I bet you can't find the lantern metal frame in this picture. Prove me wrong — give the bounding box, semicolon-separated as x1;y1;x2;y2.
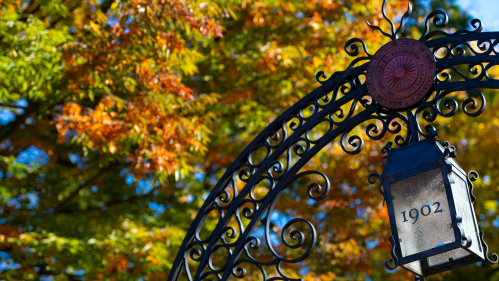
168;0;499;280
371;136;487;278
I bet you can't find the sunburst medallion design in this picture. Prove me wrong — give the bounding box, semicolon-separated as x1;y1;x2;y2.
367;38;436;110
384;57;417;91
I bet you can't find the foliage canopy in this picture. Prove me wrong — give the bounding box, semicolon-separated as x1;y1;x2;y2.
0;0;498;280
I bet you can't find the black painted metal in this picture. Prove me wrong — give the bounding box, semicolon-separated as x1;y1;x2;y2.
374;138;484;277
168;1;499;280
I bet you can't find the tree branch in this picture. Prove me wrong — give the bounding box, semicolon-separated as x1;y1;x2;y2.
100;0;116;14
52;163;117;214
330;231;378;244
49;0;83;27
36;263;83;281
0;104;27;109
20;3;41;22
55;187;158;214
0;103;38;144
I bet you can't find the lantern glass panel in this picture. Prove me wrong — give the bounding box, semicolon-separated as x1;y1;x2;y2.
428;248;471;266
403;261;422;275
390;168;454;258
449;171;482;257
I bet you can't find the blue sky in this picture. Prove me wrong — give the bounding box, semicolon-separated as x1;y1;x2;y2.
457;0;499;31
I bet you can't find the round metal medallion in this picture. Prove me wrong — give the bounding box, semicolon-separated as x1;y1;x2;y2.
367;38;436;110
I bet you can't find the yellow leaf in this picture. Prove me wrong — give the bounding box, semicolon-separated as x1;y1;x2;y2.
90;21;100;33
227;7;238;20
96;11;108;24
484;200;497;212
109;142;117;154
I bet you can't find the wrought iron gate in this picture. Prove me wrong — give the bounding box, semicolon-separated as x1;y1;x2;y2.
168;1;499;280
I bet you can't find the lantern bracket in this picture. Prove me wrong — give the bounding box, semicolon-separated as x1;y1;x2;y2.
454;215;472;248
479;231;499;264
368;173;385;205
442;141;457;158
385;235;400;270
423;125;438;138
381;141;394;158
466;171;478;203
446;164;456;184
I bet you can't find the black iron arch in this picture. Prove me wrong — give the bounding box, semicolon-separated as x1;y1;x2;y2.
168;1;499;280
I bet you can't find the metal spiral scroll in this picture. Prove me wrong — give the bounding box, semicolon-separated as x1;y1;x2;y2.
169;4;499;281
385;236;400;270
368;173;385;206
466;171;478;203
479;231;499;264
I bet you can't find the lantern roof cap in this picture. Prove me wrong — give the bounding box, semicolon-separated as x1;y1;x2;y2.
381;138;452;178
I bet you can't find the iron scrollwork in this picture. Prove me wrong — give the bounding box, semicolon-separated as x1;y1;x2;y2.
368;173;386;206
466;171;478;203
454;215;472;248
364;0;412;40
168;1;499;280
479;231;499;264
385;236;400;270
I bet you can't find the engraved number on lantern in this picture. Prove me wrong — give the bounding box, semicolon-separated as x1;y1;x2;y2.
433;202;442;213
401;202;442;224
409;208;419;224
421;205;431;216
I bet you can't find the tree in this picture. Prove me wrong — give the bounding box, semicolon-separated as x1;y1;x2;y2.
1;0;497;280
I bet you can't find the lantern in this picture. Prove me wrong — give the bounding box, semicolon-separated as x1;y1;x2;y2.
371;136;498;279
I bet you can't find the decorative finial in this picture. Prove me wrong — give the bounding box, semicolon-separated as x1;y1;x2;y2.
365;0;413;40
